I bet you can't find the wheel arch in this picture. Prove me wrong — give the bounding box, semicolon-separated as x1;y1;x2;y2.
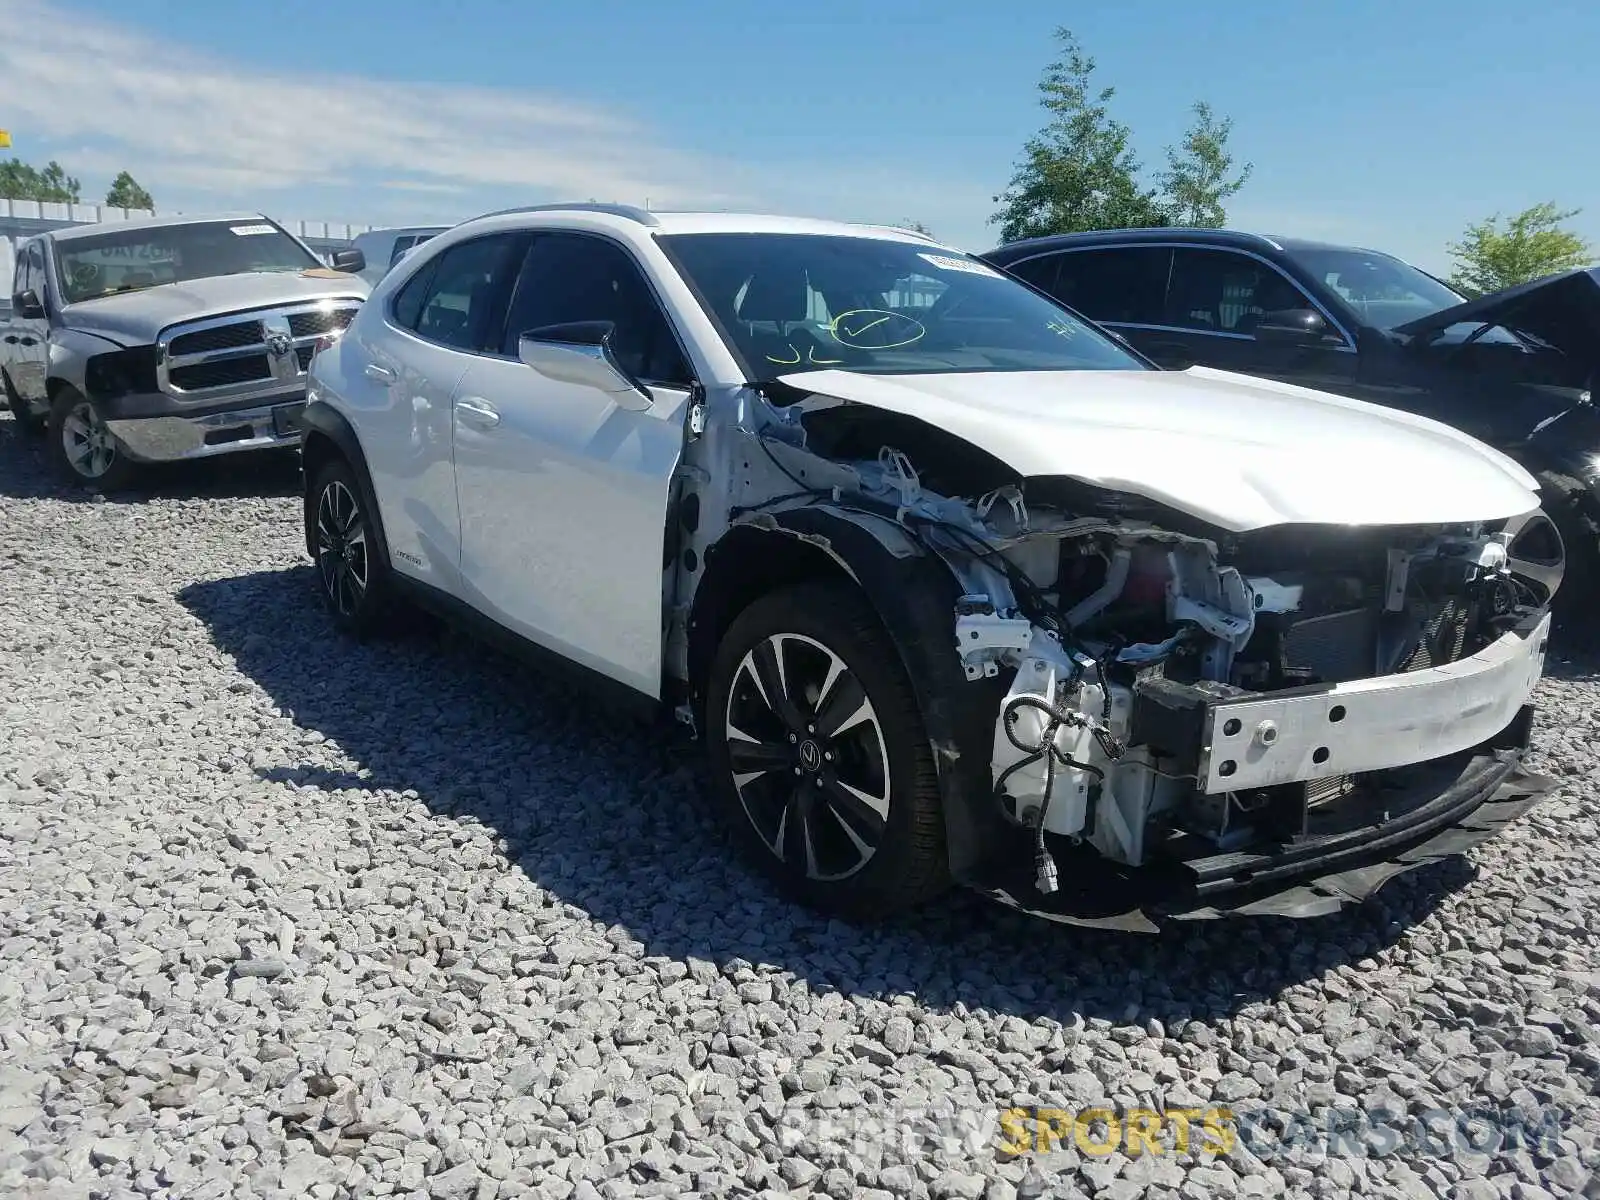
300;401;393;573
689;506;1010;882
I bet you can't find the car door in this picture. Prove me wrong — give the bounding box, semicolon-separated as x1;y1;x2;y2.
8;241;49;404
1156;247;1358;390
450;230;696;699
341;230;527;595
1015;245;1175;362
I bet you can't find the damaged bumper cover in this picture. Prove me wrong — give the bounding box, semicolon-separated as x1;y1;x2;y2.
968;612;1556;932
975;743;1553;932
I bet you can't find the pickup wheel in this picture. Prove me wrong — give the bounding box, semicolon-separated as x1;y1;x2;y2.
305;455;400;639
705;580;951;920
48;387;137;492
3;371;44;435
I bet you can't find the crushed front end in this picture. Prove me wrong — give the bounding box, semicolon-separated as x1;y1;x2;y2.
945;494;1563;930
696;383;1565;931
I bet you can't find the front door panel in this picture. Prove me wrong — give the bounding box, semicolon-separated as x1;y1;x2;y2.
451;357;688;698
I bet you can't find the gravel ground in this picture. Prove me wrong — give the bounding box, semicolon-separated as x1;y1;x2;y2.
2;410;1599;1200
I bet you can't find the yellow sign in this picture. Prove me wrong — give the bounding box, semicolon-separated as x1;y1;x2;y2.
997;1106;1237;1157
0;131;11;148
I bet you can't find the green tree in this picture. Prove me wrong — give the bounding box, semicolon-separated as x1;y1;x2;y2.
1158;102;1252;228
990;27;1168;242
1446;203;1594;296
0;158;82;203
899;219;935;238
105;171;154;211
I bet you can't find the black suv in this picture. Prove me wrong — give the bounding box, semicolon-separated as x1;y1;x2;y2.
979;229;1600;595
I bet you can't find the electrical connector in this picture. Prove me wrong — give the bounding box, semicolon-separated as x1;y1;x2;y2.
1034;846;1059;895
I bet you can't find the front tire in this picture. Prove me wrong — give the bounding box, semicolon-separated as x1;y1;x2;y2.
304;456;400;638
48;387;136;491
704;580;951;920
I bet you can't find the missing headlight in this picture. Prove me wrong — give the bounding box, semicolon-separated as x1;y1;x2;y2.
84;345;159;400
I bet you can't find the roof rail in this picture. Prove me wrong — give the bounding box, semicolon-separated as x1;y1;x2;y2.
865;223;939;244
469;202;661;227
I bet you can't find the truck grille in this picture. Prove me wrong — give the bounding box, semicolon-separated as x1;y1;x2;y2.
169;321;265;357
288;309;353;339
157;301;360;400
171;356;272;391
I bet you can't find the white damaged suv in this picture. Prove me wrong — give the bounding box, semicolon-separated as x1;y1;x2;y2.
298;205;1565;931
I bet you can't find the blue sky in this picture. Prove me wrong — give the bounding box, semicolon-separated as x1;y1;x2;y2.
1;0;1596;273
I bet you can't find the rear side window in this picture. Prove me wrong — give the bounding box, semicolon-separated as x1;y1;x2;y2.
390;256;438;330
393;234;524;352
1049;247;1172;325
1165;248;1312;334
388;236;416;267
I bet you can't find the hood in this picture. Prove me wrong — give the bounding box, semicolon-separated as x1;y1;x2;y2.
1392;267;1600;378
57;270;370;346
776;365;1542;533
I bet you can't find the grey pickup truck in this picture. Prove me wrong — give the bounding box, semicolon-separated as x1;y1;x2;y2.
2;212;370;490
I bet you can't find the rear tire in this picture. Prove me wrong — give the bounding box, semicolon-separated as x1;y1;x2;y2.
704;580;951;920
304;455;401;639
3;371;44;435
48;386;137;492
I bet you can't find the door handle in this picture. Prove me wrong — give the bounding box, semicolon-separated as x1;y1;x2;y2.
455;396;500;427
364;362;396;383
18;337;36;347
3;336;16;343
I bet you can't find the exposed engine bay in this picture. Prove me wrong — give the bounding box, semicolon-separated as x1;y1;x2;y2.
688;383;1562;912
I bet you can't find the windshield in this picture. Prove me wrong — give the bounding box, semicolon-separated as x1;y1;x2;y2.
658;232;1147;378
1285;246;1465;331
54;219;321;303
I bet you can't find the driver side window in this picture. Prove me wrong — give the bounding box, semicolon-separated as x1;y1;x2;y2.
24;245;46;303
13;244;32;297
1165;248;1315;335
499;233;692;387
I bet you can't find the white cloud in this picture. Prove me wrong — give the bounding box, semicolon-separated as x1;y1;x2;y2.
0;0;751;208
379;180;470;196
0;0;1002;245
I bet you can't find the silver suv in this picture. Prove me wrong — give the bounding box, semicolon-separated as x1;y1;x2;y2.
2;213;369;490
298;203;1564;930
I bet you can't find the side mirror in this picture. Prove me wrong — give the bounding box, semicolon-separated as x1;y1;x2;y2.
516;321;652;410
13;289;44;319
1253;308;1333;346
328;248;366;274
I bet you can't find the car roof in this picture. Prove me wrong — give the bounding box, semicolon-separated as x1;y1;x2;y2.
46;212;280;243
980;227;1393;261
454;203;944;246
356;225;451;239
